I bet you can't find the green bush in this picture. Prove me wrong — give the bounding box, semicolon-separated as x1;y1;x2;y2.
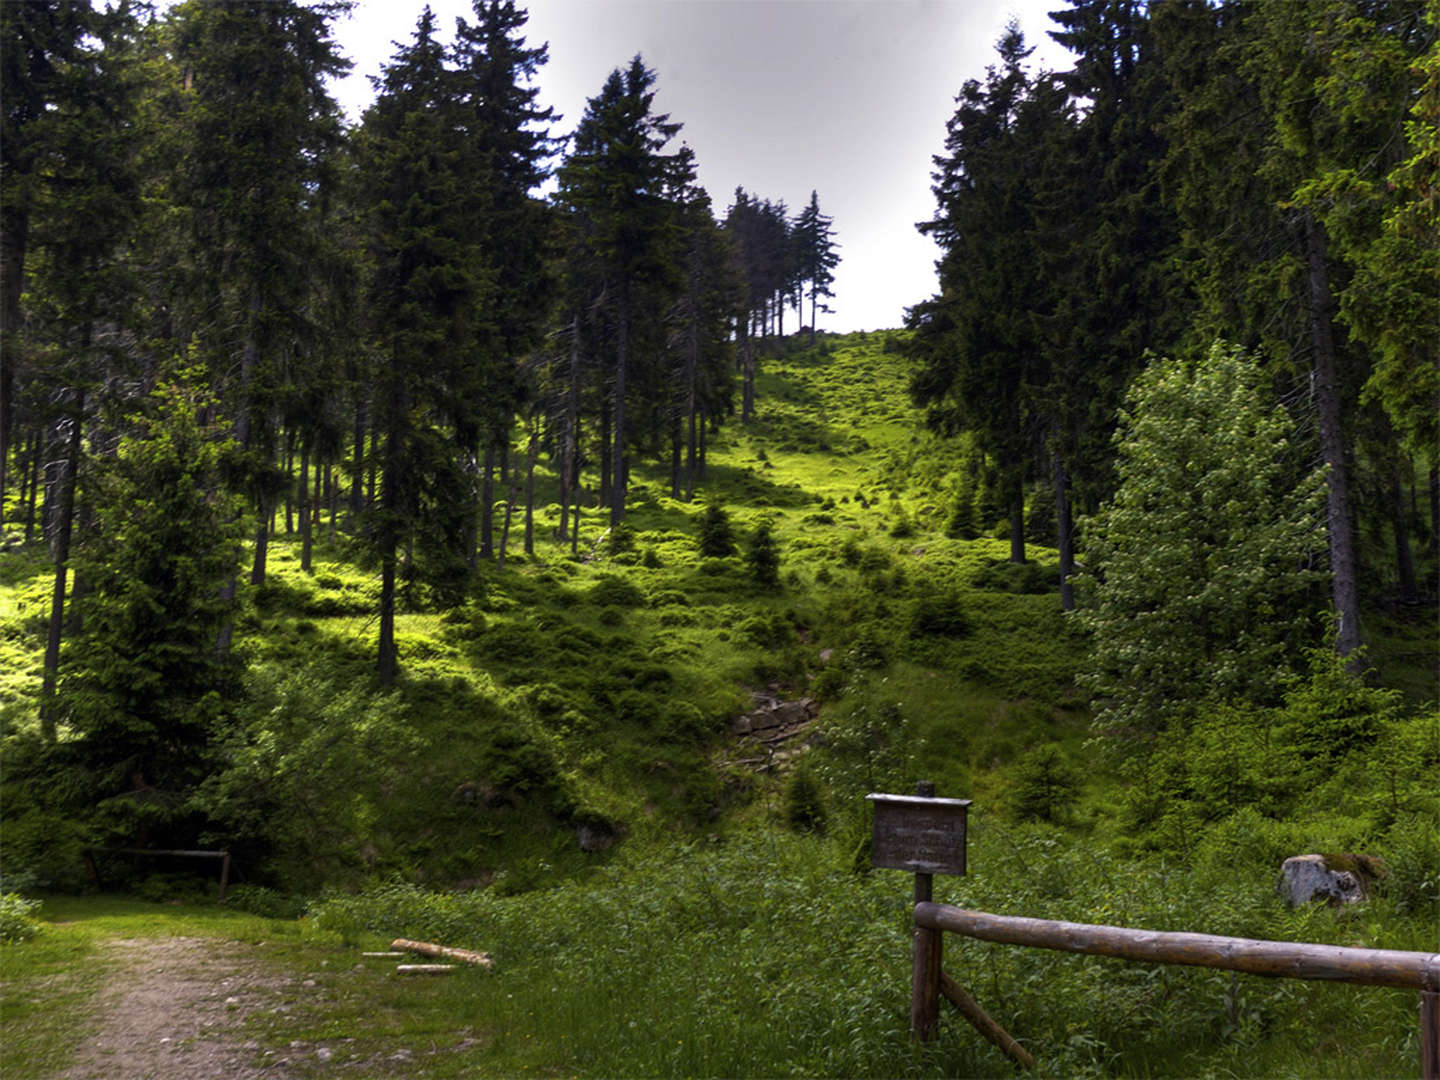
697;502;737;558
1009;745;1080;823
909;589;970;638
746;522;781;589
0;893;41;943
588;575;646;608
784;767;828;832
225;884;307;919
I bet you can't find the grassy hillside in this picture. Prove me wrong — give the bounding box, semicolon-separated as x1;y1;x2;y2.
3;332;1437;1077
3;332;1094;892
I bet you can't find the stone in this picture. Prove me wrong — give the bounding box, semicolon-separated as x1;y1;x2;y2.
577;821;615;852
1279;853;1384;906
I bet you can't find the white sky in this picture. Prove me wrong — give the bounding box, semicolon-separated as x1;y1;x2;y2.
328;0;1074;333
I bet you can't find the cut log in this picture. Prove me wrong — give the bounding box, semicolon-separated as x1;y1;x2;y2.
391;938;494;969
396;964;455;976
361;951;405;958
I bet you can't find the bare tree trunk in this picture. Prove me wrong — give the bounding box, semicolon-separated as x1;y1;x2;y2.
1391;461;1417;605
1305;213;1361;660
0;204;28;527
349;389;366;528
284;429;295;534
1008;487;1026;565
477;442;494;560
523;420;537;557
377;402;402;686
497;445;519;570
39;388;84;741
1054;449;1074;611
1430;465;1439;569
299;439;313;573
611;291;629;527
24;426;42;543
599;400;611;510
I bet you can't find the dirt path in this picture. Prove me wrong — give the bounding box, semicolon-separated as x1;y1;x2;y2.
57;935;294;1080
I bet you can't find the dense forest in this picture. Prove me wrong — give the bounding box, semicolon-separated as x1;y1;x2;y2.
0;2;1437;1077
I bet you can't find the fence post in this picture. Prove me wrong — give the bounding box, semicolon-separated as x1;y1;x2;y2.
910;780;942;1041
1422;989;1439;1080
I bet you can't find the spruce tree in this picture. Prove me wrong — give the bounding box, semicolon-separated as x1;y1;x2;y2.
59;367;245;846
555;56;686;525
164;0;349;590
793;190;839;344
359;7;492;684
451;0;558;563
908;22;1046;564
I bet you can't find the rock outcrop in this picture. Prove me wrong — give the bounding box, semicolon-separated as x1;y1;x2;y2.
725;689;821;772
1279;853;1386;906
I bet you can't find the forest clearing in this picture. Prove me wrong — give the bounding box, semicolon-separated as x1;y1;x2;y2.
3;1;1438;1077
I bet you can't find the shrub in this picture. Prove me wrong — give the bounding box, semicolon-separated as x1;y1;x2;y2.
747;522;781;589
909;590;970;638
588;575;646;609
785;767;828;833
607;523;637;556
0;893;41;943
1010;745;1080;824
225;884;307;920
697;502;737;558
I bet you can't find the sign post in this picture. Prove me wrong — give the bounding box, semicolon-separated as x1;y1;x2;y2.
867;781;971;1041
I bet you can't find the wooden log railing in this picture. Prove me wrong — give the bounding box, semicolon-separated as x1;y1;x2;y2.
911;902;1440;1077
82;847;232;902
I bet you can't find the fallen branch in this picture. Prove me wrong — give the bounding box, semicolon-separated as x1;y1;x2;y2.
391;938;493;969
396;964;455;976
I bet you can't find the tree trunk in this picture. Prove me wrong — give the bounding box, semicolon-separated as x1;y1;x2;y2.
24;426;42;543
1430;465;1439;568
1304;213;1361;660
39;388;84;741
1008;486;1026;565
497;446;518;570
600;388;612;511
1391;461;1417;605
299;439;313;573
349;388;366;528
377;405;402;686
1053;449;1074;611
284;430;295;534
523;421;537;557
0;204;28;527
611;290;629;527
480;443;496;560
461;433;480;570
699;411;708;480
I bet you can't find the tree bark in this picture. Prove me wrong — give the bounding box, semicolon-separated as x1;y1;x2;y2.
39;388;84;741
0;204;28;527
24;426;43;543
349;387;366;528
299;440;313;573
523;421;537;557
1391;461;1416;605
611;288;629;527
1053;448;1074;611
1304;213;1361;659
1008;485;1026;565
480;443;496;560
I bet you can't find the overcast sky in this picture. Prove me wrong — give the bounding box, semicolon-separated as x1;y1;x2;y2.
327;0;1074;333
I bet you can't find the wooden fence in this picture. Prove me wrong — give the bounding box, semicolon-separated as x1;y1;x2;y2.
82;847;232;902
910;901;1440;1077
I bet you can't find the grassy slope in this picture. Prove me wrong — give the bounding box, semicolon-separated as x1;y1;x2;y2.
3;331;1095;891
2;332;1436;1077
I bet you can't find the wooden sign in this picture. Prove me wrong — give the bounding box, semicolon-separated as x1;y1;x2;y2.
867;792;972;876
